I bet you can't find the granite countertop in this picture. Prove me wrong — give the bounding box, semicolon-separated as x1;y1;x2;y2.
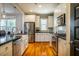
56;34;66;40
35;31;53;33
0;35;22;46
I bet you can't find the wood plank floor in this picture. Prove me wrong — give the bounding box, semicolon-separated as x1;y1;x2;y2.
23;42;57;56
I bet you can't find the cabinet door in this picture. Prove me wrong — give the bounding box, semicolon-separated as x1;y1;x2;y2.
20;35;28;55
0;42;12;56
58;38;66;56
17;39;22;56
13;39;21;56
35;16;40;27
35;33;39;42
48;16;53;27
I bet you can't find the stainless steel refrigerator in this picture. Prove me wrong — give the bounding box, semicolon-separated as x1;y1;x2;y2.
24;22;35;43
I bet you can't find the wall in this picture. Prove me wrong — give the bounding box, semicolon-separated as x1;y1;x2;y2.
24;15;36;22
16;14;23;33
48;16;54;28
54;3;71;56
66;3;71;56
35;16;40;27
13;4;25;33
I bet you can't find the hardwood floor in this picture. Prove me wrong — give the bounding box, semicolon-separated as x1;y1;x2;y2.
23;42;57;56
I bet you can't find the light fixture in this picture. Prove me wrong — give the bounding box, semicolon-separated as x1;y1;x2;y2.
2;14;6;18
38;5;42;8
1;3;6;18
34;3;42;8
30;10;32;12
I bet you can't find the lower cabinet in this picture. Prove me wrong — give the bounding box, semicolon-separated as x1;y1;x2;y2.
35;33;52;42
13;35;28;56
0;35;28;56
20;35;28;55
0;42;12;56
13;39;22;56
58;38;67;56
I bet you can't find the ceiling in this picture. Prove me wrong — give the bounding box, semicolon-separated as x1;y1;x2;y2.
18;3;59;15
0;3;20;15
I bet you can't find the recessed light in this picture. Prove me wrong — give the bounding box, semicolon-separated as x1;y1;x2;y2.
38;5;42;8
2;14;6;18
30;10;32;12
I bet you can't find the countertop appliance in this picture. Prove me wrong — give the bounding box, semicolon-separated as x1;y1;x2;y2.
0;30;6;37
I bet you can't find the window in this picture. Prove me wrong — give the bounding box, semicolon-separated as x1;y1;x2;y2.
40;19;47;30
0;20;6;30
7;19;16;31
0;18;16;32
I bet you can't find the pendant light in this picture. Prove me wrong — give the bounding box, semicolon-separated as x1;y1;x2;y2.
2;3;6;18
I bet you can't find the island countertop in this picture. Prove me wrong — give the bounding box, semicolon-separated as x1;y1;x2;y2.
0;35;22;46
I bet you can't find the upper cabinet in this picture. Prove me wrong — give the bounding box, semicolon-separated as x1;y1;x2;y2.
35;16;40;27
24;15;36;22
48;16;54;28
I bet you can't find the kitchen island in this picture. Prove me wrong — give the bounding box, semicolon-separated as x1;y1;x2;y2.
0;34;28;56
0;35;21;46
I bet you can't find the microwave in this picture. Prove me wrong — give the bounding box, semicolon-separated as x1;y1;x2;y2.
56;26;66;35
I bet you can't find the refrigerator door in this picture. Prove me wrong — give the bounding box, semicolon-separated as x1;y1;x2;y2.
24;22;35;43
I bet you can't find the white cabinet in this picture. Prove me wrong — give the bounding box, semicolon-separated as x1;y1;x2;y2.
58;38;66;56
0;42;12;56
24;15;36;22
35;16;40;27
35;33;52;42
48;16;54;27
13;39;22;56
13;35;28;56
20;35;28;55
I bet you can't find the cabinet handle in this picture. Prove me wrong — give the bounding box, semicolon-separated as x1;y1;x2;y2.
70;41;74;44
76;48;79;51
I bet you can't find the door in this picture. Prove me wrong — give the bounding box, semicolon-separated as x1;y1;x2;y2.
74;5;79;56
69;4;79;56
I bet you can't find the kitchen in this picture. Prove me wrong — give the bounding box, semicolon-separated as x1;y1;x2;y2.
0;3;59;56
0;3;79;56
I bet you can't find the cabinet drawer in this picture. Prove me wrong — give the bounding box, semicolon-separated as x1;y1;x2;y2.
0;42;12;56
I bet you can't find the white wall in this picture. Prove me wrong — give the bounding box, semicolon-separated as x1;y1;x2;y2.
16;14;23;33
24;15;36;22
35;16;40;27
12;4;25;33
66;3;71;56
48;16;54;28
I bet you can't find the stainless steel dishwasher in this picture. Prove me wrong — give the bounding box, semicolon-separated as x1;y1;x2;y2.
13;39;21;56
